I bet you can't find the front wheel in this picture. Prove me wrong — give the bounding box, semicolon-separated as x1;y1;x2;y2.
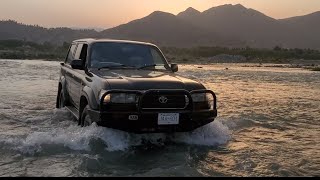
80;105;93;127
57;90;66;108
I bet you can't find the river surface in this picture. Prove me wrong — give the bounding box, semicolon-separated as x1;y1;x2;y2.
0;59;319;177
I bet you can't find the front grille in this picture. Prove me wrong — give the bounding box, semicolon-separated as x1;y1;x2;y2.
141;94;188;109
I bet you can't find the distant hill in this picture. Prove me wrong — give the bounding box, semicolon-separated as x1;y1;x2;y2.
1;4;320;49
177;4;284;48
0;20;99;45
279;11;320;49
99;11;243;47
177;7;201;20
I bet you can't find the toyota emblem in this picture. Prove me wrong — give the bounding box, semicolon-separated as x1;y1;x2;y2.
159;96;168;104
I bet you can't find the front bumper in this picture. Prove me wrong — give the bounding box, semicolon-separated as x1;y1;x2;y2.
88;89;218;133
88;109;217;133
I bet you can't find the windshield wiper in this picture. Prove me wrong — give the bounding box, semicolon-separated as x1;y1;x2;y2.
138;64;157;70
98;64;135;70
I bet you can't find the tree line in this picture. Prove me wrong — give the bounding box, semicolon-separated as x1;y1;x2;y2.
162;46;320;63
1;39;320;62
0;40;69;60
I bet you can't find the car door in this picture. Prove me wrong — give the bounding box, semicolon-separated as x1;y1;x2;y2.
63;43;78;106
71;43;88;108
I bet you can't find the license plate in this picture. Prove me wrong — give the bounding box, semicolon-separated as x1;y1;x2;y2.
158;113;179;125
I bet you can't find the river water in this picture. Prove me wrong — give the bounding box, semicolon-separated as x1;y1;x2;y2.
0;59;319;177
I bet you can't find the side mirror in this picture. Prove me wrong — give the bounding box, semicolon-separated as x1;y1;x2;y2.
171;63;178;72
70;59;83;70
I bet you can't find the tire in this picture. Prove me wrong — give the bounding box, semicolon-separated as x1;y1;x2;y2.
58;90;66;108
80;105;93;127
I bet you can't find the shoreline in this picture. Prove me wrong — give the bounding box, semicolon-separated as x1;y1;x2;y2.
1;58;320;71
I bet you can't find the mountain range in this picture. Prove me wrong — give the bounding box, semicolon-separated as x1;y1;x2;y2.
1;4;319;49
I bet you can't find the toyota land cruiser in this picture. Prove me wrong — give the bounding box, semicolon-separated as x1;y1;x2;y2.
56;38;217;133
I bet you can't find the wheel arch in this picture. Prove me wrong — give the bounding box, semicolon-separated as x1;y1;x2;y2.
81;86;99;110
79;96;89;126
56;82;63;108
79;96;89;116
56;77;67;108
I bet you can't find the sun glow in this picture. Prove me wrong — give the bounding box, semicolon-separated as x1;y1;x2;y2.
0;0;319;29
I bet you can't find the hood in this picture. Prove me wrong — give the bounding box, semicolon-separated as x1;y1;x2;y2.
93;69;205;91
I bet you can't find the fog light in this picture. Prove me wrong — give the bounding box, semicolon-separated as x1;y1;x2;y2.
129;115;139;121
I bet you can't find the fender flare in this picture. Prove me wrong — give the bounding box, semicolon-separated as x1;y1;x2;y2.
81;86;99;110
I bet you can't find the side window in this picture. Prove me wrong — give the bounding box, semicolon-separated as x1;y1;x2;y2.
74;44;83;59
151;48;166;70
151;48;165;64
66;44;77;64
79;44;88;66
74;43;88;67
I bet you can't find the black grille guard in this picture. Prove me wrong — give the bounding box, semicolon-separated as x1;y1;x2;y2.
99;89;217;113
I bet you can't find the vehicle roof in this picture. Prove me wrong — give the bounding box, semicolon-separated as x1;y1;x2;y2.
72;38;157;46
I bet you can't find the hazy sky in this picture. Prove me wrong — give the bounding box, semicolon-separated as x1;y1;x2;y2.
1;0;319;29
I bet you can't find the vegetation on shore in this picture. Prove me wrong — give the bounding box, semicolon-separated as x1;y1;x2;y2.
162;46;320;64
305;67;320;71
1;40;320;64
0;40;69;60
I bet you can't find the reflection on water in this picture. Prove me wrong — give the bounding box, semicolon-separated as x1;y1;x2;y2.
0;60;319;176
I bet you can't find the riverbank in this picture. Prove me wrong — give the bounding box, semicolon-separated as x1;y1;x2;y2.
1;58;320;72
1;39;320;65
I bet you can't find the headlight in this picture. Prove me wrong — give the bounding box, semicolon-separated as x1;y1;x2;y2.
192;93;214;109
110;93;137;103
191;93;207;102
100;91;137;104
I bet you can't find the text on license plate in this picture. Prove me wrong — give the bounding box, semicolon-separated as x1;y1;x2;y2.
158;113;179;125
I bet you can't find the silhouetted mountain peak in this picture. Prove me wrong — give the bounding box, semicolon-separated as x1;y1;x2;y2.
203;4;249;14
177;7;201;18
147;11;175;18
1;4;320;49
132;11;177;25
184;7;200;14
200;3;275;22
234;4;246;9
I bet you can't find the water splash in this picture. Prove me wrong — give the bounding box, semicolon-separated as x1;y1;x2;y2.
0;119;231;155
170;119;231;146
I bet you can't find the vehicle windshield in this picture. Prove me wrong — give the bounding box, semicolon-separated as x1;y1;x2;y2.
89;42;169;70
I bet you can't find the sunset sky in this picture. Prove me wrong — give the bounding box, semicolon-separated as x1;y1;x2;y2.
1;0;319;29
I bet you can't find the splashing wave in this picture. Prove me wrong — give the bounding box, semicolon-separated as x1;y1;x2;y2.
0;109;231;154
